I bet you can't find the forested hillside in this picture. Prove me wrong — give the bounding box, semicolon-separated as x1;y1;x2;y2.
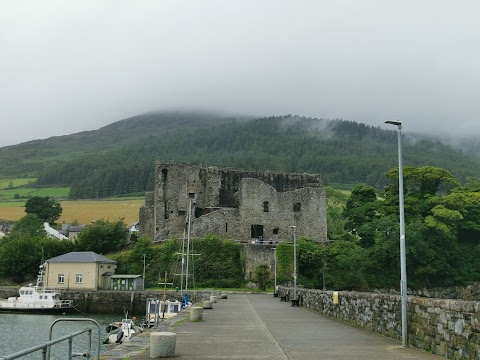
0;111;237;178
34;115;480;199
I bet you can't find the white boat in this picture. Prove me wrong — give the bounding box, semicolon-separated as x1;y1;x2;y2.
0;264;74;313
104;318;142;344
146;299;184;325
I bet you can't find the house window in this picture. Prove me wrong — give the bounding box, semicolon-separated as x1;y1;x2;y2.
225;222;228;233
293;202;301;212
263;201;269;212
273;228;279;235
76;274;83;284
58;274;65;284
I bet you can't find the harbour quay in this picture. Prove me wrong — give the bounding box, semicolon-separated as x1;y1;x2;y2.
103;293;441;360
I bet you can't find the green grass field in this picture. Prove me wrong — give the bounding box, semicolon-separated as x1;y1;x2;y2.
0;178;69;201
0;187;70;201
0;199;145;224
0;178;36;189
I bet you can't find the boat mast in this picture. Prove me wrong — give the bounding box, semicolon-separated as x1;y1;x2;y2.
180;228;186;295
185;199;192;292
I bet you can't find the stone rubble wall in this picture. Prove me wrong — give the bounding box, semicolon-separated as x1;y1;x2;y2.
279;286;480;359
409;283;480;302
140;161;327;242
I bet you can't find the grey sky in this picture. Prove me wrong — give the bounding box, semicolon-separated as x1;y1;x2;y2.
1;0;479;148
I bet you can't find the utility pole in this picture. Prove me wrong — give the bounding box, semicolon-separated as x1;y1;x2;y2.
289;225;297;300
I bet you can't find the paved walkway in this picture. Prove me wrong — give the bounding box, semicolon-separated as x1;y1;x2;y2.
103;293;441;359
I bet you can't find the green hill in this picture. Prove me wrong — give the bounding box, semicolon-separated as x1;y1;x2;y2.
2;111;480;199
0;111;240;178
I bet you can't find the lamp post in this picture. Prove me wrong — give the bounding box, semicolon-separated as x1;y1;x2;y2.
143;253;146;289
185;199;192;293
322;266;326;291
289;225;297;300
272;247;277;292
385;119;407;347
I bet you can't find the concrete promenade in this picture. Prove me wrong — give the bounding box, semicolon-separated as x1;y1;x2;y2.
104;293;442;359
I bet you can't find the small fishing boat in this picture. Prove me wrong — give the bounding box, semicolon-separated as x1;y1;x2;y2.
103;317;143;344
145;298;185;326
0;264;74;313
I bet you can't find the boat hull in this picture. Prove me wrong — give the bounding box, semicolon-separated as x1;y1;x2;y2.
0;306;75;314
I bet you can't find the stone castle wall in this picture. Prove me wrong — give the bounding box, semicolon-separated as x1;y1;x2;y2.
279;286;480;359
139;162;327;243
243;244;276;281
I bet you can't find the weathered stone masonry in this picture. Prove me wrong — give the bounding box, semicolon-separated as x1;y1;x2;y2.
139;162;327;243
279;286;480;360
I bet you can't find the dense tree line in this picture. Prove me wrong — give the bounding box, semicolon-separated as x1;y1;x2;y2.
276;166;480;290
3;165;480;291
35;116;480;199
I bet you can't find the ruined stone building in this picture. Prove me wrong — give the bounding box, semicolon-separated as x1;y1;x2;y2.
139;162;327;243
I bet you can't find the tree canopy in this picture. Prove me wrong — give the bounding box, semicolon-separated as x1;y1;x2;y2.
34;116;480;199
75;219;129;254
24;196;63;223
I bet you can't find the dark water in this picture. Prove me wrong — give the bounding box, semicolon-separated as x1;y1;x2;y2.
0;312;123;359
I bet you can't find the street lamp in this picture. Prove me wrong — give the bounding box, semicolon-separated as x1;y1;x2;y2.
272;247;277;295
289;225;297;300
385;119;407;347
143;253;146;289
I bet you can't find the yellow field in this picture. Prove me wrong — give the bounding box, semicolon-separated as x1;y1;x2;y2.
0;199;145;225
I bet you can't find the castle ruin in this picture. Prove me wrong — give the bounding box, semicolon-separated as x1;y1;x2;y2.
139;162;327;243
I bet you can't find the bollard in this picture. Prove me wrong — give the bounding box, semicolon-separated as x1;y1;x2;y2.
203;300;213;309
150;332;176;358
190;306;203;321
210;295;218;303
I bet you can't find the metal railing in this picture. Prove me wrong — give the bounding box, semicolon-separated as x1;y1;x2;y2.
0;318;101;360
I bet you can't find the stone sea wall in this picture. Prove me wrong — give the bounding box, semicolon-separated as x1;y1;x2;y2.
409;283;480;302
279;286;480;359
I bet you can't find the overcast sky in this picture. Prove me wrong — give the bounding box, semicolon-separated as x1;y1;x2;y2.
1;1;479;148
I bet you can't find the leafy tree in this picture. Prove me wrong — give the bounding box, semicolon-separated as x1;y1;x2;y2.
254;264;271;291
75;219;129;254
0;233;73;283
11;214;46;236
326;186;352;241
193;235;244;288
343;184;378;247
127;236;156;287
297;239;324;288
25;196;63;223
0;234;42;282
322;241;370;290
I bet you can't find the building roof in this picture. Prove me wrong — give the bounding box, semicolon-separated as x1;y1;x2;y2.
69;226;85;232
44;222;68;240
110;274;142;279
47;251;116;264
